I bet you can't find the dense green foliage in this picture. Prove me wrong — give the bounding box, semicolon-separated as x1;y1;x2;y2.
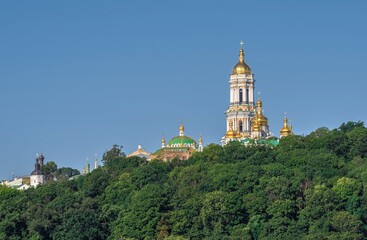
41;161;80;182
1;121;367;239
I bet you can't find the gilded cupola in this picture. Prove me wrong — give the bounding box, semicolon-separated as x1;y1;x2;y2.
226;119;242;139
232;43;252;75
251;99;269;132
280;115;292;138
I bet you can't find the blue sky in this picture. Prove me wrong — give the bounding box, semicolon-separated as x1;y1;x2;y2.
0;1;366;179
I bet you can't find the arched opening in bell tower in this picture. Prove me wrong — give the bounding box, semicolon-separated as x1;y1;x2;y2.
239;120;243;132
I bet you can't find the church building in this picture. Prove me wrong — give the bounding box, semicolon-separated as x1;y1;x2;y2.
222;43;293;146
30;153;45;187
127;145;152;160
151;123;203;161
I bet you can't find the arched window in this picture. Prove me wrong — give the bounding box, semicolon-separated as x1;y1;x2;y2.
246;88;249;103
239;120;243;132
239;89;243;103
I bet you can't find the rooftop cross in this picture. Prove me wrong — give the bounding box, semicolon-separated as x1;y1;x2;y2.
240;40;244;49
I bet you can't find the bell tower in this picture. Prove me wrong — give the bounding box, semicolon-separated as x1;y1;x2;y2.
222;42;272;145
223;42;256;144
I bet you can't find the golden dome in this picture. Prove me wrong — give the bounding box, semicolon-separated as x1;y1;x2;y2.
280;116;292;137
232;48;251;75
257;99;268;124
251;99;269;132
257;99;263;108
161;135;165;143
226;120;242;139
257;113;268;125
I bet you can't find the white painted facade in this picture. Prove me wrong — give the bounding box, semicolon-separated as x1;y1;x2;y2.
30;174;45;187
226;73;256;134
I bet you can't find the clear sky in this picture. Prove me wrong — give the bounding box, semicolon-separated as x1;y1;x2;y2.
0;1;366;180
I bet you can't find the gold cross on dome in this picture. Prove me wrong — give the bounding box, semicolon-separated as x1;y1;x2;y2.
240;40;244;49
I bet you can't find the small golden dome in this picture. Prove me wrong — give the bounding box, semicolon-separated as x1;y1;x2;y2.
226;120;242;139
179;123;184;132
251;99;269;132
257;99;262;108
280;116;292;137
232;48;251;75
161;135;165;143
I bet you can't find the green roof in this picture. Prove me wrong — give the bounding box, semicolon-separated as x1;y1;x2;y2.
152;146;195;156
168;136;197;146
240;138;279;146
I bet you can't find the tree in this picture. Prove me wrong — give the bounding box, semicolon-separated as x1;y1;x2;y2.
0;186;27;239
42;161;58;181
102;144;125;162
328;211;363;240
56;167;80;180
339;121;364;133
199;143;224;163
112;184;165;239
200;191;230;237
347;127;367;158
51;197;107;240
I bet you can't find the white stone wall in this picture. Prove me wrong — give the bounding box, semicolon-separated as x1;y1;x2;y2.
30;175;45;187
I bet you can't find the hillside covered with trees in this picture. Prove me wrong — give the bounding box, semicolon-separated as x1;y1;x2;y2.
1;121;367;240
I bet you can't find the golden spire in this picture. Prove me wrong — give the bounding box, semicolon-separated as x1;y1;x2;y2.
239;40;244;62
256;99;267;125
280;113;292;138
199;133;203;144
232;41;251;75
283;114;288;127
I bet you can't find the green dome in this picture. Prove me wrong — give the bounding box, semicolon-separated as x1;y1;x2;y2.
167;136;197;147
